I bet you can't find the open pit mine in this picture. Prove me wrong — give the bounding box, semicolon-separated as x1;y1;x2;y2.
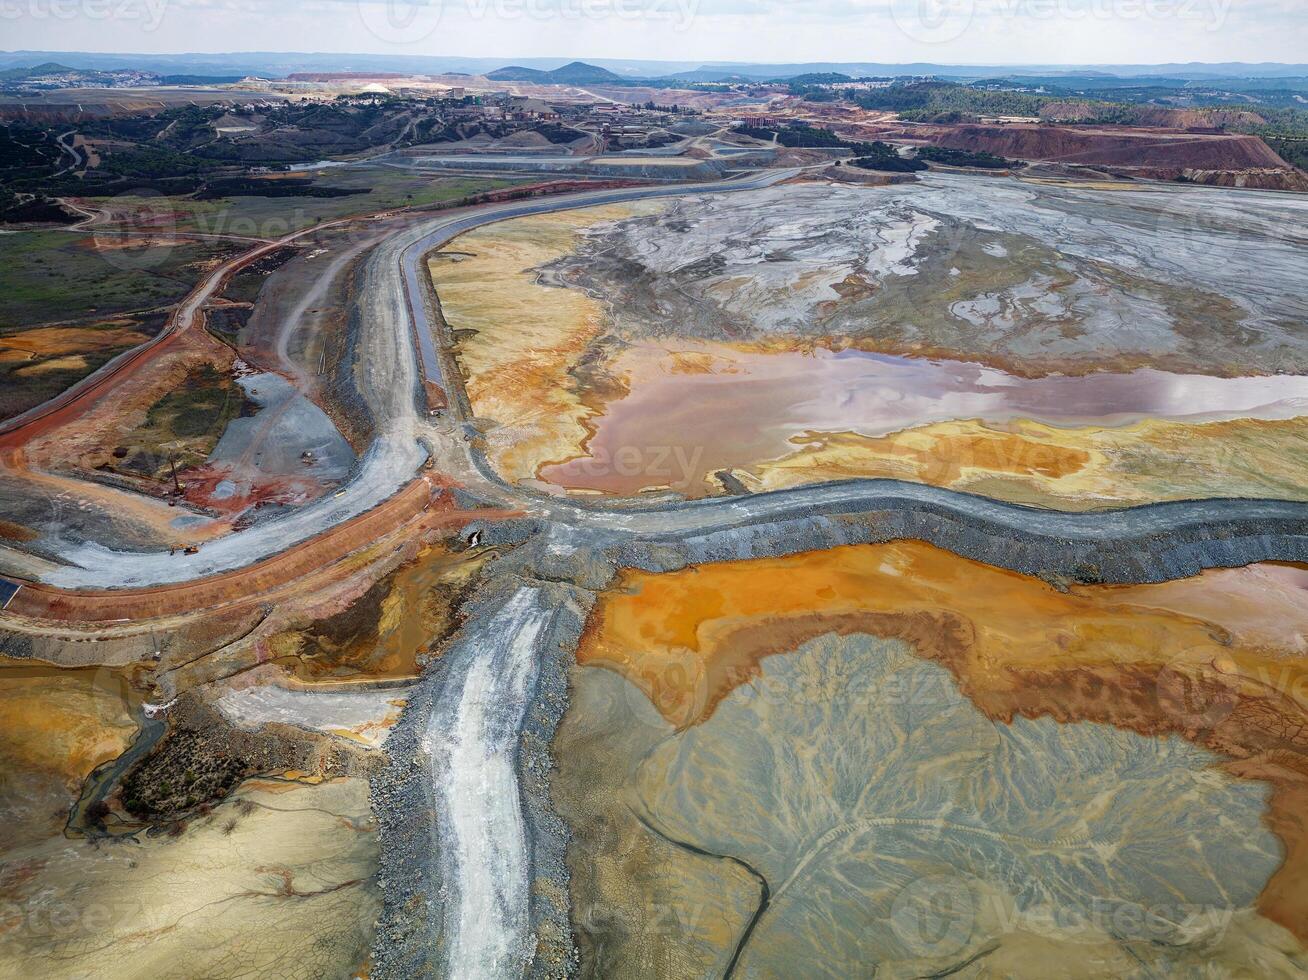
1;154;1307;980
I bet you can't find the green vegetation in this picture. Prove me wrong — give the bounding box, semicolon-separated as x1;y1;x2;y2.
219;246;300;305
849;142;927;173
119;725;255;822
102;170;521;239
0;314;162;422
120;363;255;476
853;81;1049;121
847;79;1308;146
194;176;369;200
736;123;876;153
0;123;62;181
740;123;846;148
0;190;75;224
98;145;223;180
1239;108;1308;167
145;364;247;440
1263;136;1308;170
915;145;1025;169
0;230;240;328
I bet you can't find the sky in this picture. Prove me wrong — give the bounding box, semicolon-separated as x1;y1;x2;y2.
2;0;1304;66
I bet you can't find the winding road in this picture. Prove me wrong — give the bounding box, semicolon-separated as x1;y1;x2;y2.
11;163;1307;589
4;165;1308;980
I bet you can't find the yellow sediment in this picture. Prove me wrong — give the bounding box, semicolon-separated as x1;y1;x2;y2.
428;205;1308;507
14;354;91;375
0;324;151;360
0;662;136;782
0;659;138;848
429;201;667;485
741;415;1308;509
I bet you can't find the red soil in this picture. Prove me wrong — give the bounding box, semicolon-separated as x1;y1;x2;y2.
6;481;518;622
933;123;1291;170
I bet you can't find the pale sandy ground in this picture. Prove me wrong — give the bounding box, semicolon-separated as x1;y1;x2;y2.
217;685;410;749
739;414;1308;509
429;201;667;486
0;777;379;980
437;186;1308;506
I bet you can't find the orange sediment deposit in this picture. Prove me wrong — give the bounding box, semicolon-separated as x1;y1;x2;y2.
77;234;191;252
0;657;138;847
0;324;152;361
0;520;38;542
13;355;90;375
5;482;516;623
744;414;1308;508
264;542;493;681
17;327;233;466
429;200;668;485
0;658;138;779
579;542;1308;939
537;340;1308;501
0;333;249;549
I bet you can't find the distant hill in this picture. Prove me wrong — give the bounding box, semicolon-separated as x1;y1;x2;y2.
3;52;1308;86
662;69;758;83
487;61;622;84
775;72;853;86
0;62;78;80
486;66;546;82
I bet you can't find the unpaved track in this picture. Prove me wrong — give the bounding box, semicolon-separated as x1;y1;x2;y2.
6;168;1308;980
422;586;552;977
0;171;799;589
368;170;1308;980
5;167;1308;589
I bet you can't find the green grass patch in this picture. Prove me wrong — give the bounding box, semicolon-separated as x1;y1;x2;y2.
119;364;255;476
0;230;240;330
98;169;523;240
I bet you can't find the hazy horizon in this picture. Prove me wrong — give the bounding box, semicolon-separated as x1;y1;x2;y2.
3;0;1303;67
